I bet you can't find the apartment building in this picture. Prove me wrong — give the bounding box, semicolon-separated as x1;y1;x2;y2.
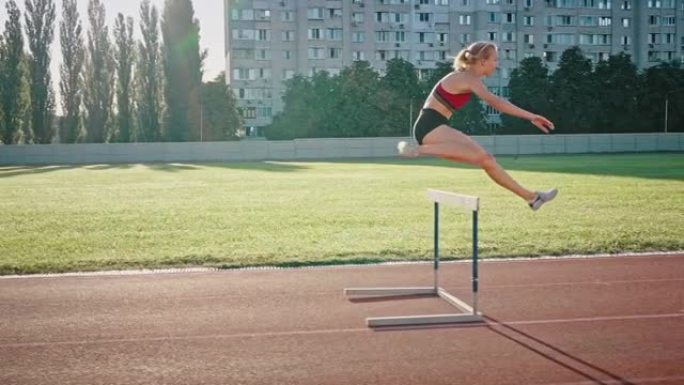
224;0;684;134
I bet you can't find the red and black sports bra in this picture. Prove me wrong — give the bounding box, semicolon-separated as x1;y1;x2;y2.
432;82;472;113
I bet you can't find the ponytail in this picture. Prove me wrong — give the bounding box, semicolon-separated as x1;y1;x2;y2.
453;41;498;71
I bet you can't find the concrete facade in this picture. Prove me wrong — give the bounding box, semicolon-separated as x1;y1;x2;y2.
224;0;684;133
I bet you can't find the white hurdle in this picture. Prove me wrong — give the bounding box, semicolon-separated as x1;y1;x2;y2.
344;189;483;327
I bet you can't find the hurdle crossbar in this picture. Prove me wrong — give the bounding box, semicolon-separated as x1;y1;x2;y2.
344;189;483;327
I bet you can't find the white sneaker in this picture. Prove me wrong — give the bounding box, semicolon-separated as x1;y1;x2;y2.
529;188;558;211
397;141;419;157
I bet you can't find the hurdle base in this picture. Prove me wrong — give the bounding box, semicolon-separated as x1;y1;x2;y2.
343;287;436;296
367;313;482;327
345;286;483;327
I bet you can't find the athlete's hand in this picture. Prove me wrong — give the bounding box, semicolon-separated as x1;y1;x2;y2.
531;115;554;133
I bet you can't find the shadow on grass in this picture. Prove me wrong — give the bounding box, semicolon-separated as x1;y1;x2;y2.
1;153;681;180
339;153;684;181
0;161;309;178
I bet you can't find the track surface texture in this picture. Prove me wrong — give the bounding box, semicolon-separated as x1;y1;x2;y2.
1;253;683;385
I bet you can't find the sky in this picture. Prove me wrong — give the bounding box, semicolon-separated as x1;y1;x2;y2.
0;0;225;84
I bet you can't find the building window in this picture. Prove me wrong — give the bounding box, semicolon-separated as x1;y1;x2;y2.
257;29;269;41
376;31;391;42
524;16;534;26
599;17;611;26
352;51;366;61
256;49;270;61
327;28;343;41
282;31;295;42
524;34;534;44
308;47;325;59
621;1;631;10
352;32;365;43
281;11;294;22
459;14;471;25
488;32;497;41
308;8;324;19
543;51;557;62
329;48;342;59
233;29;255;40
376;50;388;61
622;18;630;27
308;28;323;40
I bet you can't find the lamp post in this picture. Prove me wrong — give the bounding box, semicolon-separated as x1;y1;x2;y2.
664;89;684;134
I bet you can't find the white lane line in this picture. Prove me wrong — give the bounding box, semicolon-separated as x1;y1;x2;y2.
1;251;681;279
484;277;684;290
545;375;684;385
1;312;681;349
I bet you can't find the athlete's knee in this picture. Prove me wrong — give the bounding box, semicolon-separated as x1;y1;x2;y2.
477;152;498;170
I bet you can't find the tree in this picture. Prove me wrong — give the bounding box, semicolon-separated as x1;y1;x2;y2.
502;56;551;134
59;0;84;143
200;73;241;141
548;46;596;133
268;74;318;140
136;0;163;142
0;34;3;132
161;0;203;142
639;61;684;133
82;0;114;143
113;13;134;142
24;0;56;143
334;61;383;137
380;58;422;137
1;0;30;144
593;52;641;132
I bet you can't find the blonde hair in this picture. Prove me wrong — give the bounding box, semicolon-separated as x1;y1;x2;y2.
453;41;498;71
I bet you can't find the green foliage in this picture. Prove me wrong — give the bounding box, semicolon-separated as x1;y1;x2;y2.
380;58;422;136
200;73;242;141
24;0;56;144
593;52;640;133
58;0;84;143
638;61;684;133
1;0;30;144
83;0;114;143
335;61;384;137
268;59;487;139
162;0;202;142
136;0;163;142
502;57;550;134
548;46;596;133
504;47;683;133
113;13;135;143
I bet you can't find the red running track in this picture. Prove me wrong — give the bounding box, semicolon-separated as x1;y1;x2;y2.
0;253;682;385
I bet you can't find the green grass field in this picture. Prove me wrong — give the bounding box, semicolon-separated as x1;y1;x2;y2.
1;153;682;275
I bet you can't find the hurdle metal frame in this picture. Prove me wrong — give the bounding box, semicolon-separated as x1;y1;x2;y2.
344;189;483;327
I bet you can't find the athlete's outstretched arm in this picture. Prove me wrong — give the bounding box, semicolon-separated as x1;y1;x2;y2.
468;79;554;133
